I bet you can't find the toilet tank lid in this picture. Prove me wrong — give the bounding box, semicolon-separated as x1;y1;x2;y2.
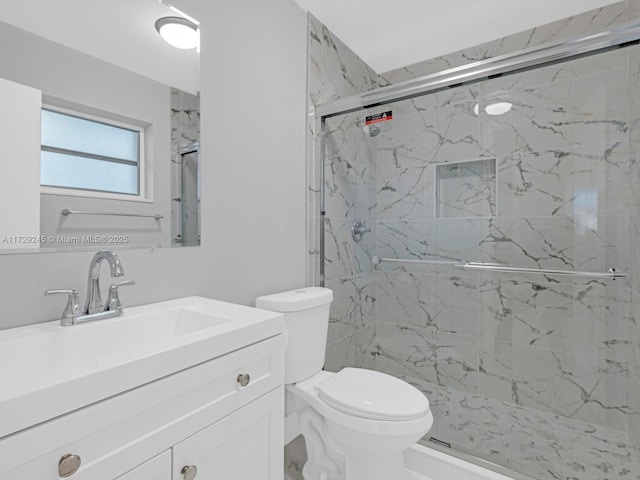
255;287;333;312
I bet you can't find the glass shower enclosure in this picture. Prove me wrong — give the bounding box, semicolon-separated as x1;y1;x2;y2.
317;21;640;480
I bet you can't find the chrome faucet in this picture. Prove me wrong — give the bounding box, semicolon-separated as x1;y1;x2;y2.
45;250;135;326
85;250;124;314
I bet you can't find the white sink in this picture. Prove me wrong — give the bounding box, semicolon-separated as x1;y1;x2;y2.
0;296;284;438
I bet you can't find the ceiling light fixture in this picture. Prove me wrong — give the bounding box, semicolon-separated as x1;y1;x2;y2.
473;101;513;116
155;16;199;50
484;101;513;116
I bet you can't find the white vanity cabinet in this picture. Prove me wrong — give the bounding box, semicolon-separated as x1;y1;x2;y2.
0;333;285;480
172;387;283;480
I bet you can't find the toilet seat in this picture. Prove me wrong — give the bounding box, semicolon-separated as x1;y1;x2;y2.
290;370;433;439
317;368;430;421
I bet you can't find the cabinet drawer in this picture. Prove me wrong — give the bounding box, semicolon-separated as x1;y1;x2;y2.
0;334;284;480
172;387;283;480
116;451;171;480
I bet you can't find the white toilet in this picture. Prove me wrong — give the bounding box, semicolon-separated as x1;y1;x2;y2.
256;287;433;480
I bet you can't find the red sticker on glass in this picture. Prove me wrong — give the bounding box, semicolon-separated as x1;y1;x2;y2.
365;111;393;125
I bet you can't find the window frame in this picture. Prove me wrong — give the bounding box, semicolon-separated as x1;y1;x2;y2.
40;104;149;202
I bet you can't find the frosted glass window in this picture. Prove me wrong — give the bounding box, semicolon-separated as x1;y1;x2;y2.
41;151;138;195
41;108;141;195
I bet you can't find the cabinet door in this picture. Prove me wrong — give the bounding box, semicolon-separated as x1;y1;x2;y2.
116;451;171;480
172;387;283;480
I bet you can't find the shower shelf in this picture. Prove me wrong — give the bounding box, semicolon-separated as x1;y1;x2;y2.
372;256;627;279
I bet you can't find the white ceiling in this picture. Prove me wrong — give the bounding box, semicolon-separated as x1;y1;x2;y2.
293;0;623;73
0;0;199;94
0;0;623;92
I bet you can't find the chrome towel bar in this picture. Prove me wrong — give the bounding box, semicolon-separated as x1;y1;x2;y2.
61;209;163;220
455;262;626;279
372;256;457;266
372;256;627;279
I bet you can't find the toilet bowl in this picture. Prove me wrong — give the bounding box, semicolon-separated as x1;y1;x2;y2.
256;287;433;480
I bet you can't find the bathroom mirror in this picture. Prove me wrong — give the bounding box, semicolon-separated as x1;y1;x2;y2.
0;0;200;253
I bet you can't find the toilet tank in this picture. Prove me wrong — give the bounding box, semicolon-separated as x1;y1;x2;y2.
256;287;333;384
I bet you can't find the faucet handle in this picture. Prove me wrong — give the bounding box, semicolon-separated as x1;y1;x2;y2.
45;289;81;326
105;280;135;312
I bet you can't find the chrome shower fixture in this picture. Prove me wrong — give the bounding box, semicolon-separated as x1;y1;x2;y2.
351;219;371;242
362;124;380;137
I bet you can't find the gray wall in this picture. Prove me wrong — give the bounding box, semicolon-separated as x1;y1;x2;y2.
0;0;308;329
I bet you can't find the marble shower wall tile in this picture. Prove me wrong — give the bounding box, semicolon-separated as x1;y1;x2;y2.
495;144;631;218
512;345;629;430
324;113;360;219
630;45;640;297
308;15;322;106
628;362;640;438
376;164;434;221
323;217;355;280
436;331;479;393
373;321;439;383
629;49;640;462
355;322;377;370
479;338;513;402
479;65;628;159
477;215;629;273
356;272;376;329
325;276;357;344
435;87;480;163
480;278;633;352
312;14;377;104
435;218;479;262
632;214;640;301
477;277;635;430
373;320;480;393
376;271;440;328
509;283;632;361
479;276;517;343
376;109;440;171
434;273;479;336
354;216;375;275
376;219;437;264
324;332;355;373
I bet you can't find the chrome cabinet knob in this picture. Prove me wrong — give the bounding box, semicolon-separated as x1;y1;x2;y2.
237;373;251;387
58;454;81;477
181;465;198;480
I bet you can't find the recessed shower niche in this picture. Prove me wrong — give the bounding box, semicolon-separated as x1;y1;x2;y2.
435;157;496;218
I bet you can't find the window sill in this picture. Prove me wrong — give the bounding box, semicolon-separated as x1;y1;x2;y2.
41;186;153;203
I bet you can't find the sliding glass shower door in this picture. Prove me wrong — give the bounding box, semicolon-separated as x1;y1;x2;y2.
321;40;640;480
